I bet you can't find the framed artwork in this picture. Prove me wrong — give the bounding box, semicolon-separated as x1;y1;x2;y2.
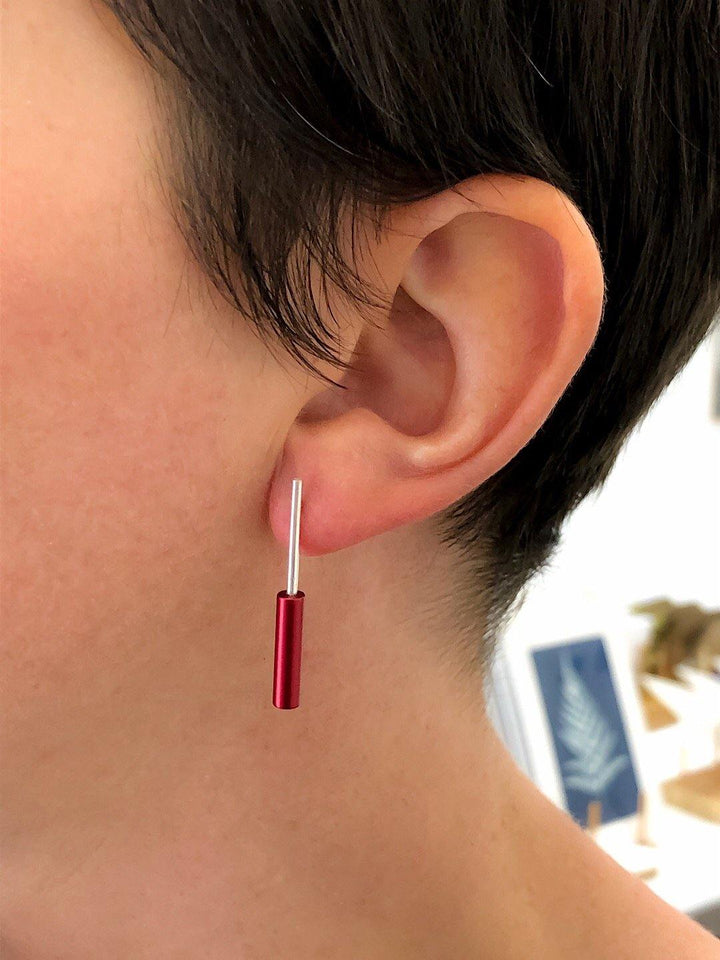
495;617;648;828
532;636;639;825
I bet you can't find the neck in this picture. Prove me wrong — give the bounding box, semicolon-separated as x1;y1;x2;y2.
2;529;714;958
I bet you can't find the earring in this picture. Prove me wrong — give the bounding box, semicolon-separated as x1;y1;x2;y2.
273;478;305;709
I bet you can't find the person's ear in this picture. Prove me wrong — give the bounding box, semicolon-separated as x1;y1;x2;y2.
269;174;605;555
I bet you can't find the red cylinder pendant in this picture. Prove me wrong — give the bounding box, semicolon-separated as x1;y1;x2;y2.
273;589;305;709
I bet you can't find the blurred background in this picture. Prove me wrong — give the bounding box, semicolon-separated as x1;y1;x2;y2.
490;328;720;935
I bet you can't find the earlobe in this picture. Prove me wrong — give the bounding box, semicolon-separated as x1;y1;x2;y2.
269;175;604;555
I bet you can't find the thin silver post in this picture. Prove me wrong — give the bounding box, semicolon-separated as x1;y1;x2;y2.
286;478;302;595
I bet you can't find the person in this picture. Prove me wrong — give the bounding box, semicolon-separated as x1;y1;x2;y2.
2;0;718;956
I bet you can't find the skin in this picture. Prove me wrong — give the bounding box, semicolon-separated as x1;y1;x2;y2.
2;1;718;957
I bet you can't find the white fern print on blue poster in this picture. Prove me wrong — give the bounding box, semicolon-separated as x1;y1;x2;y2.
532;637;639;827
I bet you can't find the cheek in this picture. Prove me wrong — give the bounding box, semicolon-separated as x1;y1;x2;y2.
2;216;250;668
0;0;291;824
0;149;280;757
1;10;228;657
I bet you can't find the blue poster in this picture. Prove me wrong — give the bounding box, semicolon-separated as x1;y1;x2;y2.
532;636;639;827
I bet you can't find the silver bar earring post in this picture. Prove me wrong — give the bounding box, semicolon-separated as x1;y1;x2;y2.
286;478;302;596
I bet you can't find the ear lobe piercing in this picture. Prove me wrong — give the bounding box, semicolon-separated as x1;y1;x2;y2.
273;478;305;709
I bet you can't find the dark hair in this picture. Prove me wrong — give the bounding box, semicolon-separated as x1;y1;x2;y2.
104;0;719;663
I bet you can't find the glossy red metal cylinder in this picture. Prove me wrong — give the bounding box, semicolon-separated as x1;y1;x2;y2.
273;590;305;709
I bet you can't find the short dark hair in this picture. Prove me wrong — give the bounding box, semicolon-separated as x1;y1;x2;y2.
104;0;719;663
